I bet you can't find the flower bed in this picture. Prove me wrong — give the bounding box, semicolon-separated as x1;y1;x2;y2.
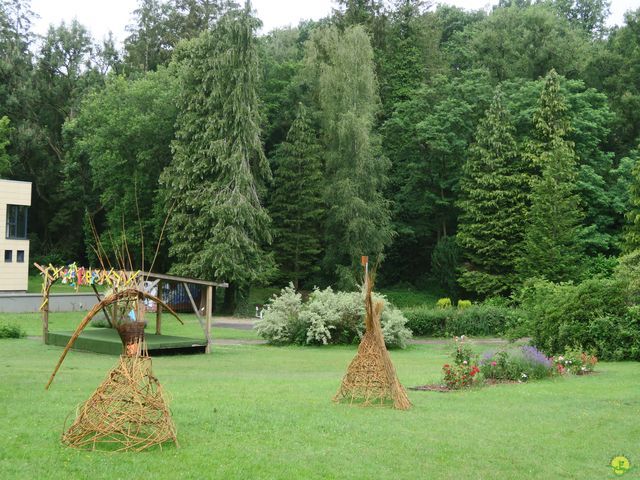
411;337;598;392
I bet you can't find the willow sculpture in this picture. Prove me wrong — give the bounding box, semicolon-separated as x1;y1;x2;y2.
333;270;411;410
46;286;181;451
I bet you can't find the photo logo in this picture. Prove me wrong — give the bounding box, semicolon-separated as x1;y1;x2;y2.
610;455;631;476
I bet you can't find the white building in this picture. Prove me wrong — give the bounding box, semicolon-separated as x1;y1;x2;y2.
0;179;31;292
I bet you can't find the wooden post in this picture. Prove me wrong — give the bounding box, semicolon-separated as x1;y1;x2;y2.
155;280;162;335
205;285;213;354
42;279;50;343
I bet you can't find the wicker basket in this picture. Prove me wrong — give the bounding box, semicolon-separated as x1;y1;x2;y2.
116;322;145;355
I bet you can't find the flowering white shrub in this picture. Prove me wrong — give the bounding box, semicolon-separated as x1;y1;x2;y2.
254;283;303;345
255;284;412;348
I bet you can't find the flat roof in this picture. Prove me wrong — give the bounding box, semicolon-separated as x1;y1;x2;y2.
0;179;32;185
138;271;229;288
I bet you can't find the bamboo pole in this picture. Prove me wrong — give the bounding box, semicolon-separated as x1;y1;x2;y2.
155;280;162;335
205;285;213;354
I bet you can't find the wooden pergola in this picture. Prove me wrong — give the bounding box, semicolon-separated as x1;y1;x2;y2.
139;271;228;354
37;263;228;354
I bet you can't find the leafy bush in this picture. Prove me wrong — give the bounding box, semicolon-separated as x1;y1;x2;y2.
255;284;412;348
403;306;452;336
442;363;480;389
403;303;521;337
441;336;480;389
254;284;304;345
0;323;26;339
519;277;640;360
457;300;472;310
90;312;111;328
551;346;598;375
480;346;554;381
436;298;452;309
448;305;521;336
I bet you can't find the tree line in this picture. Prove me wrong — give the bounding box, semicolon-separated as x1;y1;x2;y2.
1;0;639;309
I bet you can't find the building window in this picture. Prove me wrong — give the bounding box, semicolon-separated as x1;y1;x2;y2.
4;250;12;262
6;205;28;239
16;250;24;263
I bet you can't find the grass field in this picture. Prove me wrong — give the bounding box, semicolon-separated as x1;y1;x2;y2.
0;312;260;341
0;334;638;479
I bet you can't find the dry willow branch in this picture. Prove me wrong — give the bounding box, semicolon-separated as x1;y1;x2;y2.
333;271;411;410
45;288;183;390
61;355;178;452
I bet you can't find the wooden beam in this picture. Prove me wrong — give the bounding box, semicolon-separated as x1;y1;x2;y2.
156;280;162;335
183;282;212;347
42;280;50;343
90;284;111;327
139;271;228;288
205;285;213;354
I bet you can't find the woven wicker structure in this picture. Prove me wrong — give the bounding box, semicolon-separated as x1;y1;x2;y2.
333;273;411;410
62;353;177;451
46;289;181;452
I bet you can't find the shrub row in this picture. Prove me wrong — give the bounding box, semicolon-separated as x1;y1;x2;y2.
403;304;522;337
0;323;26;339
520;277;640;361
255;284;412;348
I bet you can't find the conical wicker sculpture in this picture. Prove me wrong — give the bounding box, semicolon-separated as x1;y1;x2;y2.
333;272;411;410
47;289;181;451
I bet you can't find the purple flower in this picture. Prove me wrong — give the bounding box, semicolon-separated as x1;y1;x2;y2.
520;345;552;367
480;350;496;366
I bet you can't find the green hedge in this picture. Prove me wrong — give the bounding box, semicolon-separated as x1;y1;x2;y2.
521;277;640;361
403;304;521;337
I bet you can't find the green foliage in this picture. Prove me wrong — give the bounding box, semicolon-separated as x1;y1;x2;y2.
269;105;324;288
623;148;640;251
457;300;472;310
403;306;451;336
0;115;10;175
431;236;460;299
457;88;528;297
255;284;412;348
382;70;493;284
481;346;554;382
304;25;393;287
518;70;585;283
449;4;590;82
162;6;275;290
519;277;640;360
64;68;178;269
403;303;519;336
436;298;452;309
554;346;598;374
0;323;25;339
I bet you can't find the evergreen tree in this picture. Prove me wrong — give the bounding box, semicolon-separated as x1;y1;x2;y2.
269;105;324;289
457;88;528;297
518;69;585;283
161;2;274;310
623;147;640;251
0;116;10;175
304;25;392;287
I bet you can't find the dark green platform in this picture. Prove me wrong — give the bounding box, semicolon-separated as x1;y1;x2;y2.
46;328;207;355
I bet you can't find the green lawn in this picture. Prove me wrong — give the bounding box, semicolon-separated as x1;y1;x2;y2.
0;336;638;479
1;312;259;341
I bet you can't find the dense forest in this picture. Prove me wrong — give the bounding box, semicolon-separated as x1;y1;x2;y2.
1;0;640;308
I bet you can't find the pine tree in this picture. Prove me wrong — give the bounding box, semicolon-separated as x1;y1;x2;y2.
518;69;584;283
161;2;274;310
623;147;640;251
304;25;393;287
269;105;324;289
457;88;528;297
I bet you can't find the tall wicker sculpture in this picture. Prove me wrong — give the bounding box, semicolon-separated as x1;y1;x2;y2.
46;287;181;451
333;269;411;410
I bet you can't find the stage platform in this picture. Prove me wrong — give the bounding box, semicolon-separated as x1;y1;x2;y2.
46;328;207;355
